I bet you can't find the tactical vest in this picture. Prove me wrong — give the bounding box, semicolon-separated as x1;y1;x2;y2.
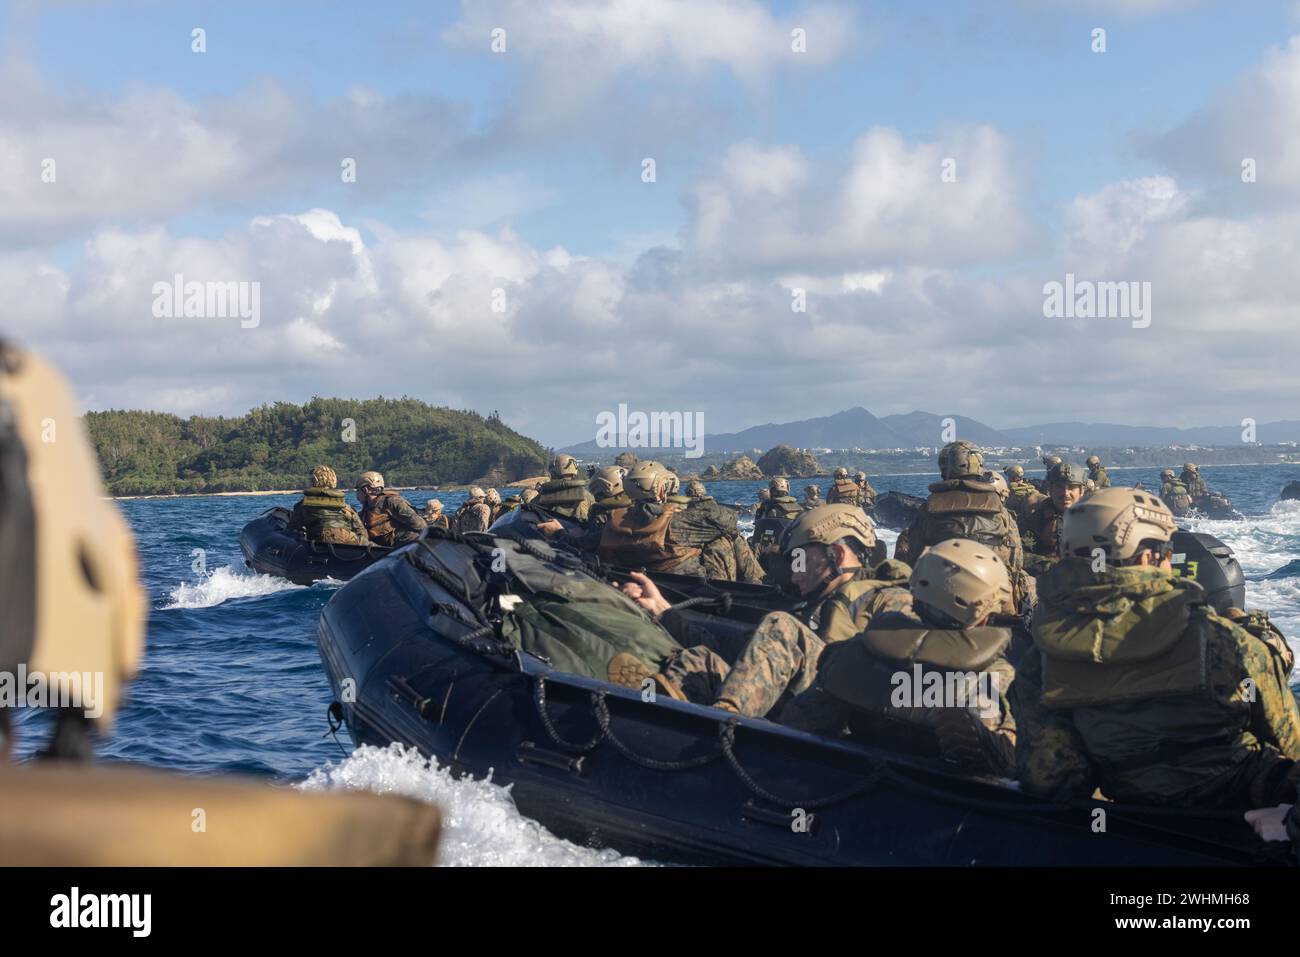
597;503;701;572
827;478;860;505
425;514;450;531
535;478;591;519
298;487;361;541
588;492;633;527
914;479;1019;565
1026;499;1065;556
759;495;803;522
362;491;406;544
1161;481;1192;510
1032;565;1257;802
1089;468;1110;489
806;575;907;639
817;616;1013;770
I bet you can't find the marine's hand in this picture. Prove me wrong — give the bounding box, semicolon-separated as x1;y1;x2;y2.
536;519;563;536
622;571;672;616
1244;804;1293;842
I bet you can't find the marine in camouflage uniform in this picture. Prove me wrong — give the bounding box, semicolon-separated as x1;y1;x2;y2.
754;477;803;523
1013;488;1300;808
453;487;493;534
1159;469;1193;516
1181;463;1209;500
287;466;368;545
1020;462;1087;576
1086;455;1111;489
587;466;633;528
355;471;425;547
855;471;877;510
896;441;1033;613
422;499;451;531
826;467;860;507
1004;465;1046;526
802;484;823;510
652;505;911;710
484;488;505;525
534;454;594;522
777;538;1020;775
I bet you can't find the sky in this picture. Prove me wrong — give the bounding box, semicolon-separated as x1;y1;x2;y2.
4;0;1300;447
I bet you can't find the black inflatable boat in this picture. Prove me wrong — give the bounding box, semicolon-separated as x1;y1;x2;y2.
314;510;1284;867
240;507;392;585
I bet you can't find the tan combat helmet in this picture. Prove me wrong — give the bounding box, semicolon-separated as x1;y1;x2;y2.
467;486;486;501
1086;455;1101;469
1183;462;1198;472
780;504;877;558
938;440;983;480
550;454;579;479
521;488;539;504
356;470;385;491
1060;486;1176;563
485;488;501;506
310;465;338;489
984;470;1009;500
425;499;443;514
758;489;771;502
1160;469;1175;481
664;472;681;495
685;478;707;499
1043;455;1062;469
1004;464;1025;481
834;467;849;479
911;538;1013;626
588;466;625;498
0;345;145;732
855;471;867;482
804;485;820;500
769;477;790;495
625;460;671;501
613;451;639;470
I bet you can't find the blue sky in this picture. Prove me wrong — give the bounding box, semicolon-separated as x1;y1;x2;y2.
5;0;1300;446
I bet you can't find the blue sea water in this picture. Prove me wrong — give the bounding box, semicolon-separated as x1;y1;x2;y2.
11;463;1300;864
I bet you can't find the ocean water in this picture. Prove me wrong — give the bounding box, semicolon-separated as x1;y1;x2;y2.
11;464;1300;865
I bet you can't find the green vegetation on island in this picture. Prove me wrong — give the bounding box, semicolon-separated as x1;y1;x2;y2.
85;397;549;496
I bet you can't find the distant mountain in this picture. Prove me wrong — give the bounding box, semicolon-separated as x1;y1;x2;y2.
559;406;1300;461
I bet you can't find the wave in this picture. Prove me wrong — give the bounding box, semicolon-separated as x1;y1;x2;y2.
163;565;304;609
298;744;647;867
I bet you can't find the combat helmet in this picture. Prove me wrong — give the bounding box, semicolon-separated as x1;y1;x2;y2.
984;470;1009;500
769;477;790;495
1043;455;1063;469
356;470;385;491
550;454;579;479
1060;487;1176;563
425;499;443;514
467;486;486;500
521;489;539;504
855;471;867;482
589;466;624;498
911;538;1013;627
613;451;639;470
685;479;708;499
1086;455;1101;468
1046;462;1084;487
834;467;849;479
1160;469;1175;481
1004;464;1025;481
485;488;501;506
938;440;983;480
780;504;877;559
1184;462;1198;472
0;344;146;733
625;460;671;502
310;465;338;489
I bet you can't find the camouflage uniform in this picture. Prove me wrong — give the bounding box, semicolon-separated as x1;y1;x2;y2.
595;501;717;577
1088;466;1111;489
1182;468;1209;500
660;573;914;715
894;477;1032;612
856;474;878;510
1160;479;1193;515
360;491;425;546
1013;559;1300;808
755;494;802;523
534;477;594;522
287;487;368;545
1020;496;1066;567
803;487;823;510
453;499;493;534
827;477;861;507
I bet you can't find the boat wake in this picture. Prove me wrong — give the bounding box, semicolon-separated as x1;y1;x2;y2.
298;744;649;867
163;565;304;609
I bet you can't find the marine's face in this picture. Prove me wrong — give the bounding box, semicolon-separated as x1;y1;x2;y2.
789;544;834;597
1051;483;1084;510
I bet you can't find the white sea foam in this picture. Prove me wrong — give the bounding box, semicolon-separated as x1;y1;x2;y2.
163;565;303;609
299;744;647;867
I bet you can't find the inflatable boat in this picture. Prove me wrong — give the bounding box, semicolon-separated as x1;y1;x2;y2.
240;507;392;585
313;509;1284;867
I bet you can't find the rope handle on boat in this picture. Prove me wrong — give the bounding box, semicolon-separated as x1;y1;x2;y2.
592;693;720;772
718;720;884;810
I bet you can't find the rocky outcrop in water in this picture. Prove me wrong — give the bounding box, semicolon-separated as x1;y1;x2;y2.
756;445;820;477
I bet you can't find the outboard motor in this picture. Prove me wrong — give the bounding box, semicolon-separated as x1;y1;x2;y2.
1169;530;1245;614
